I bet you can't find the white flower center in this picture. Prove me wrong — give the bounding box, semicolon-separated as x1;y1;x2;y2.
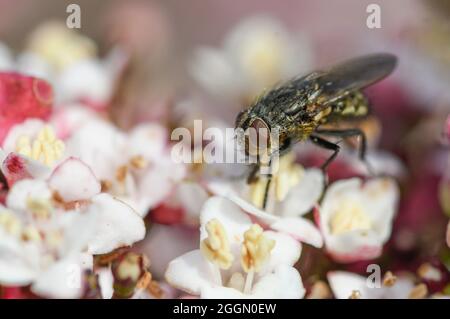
329;199;372;235
201;219;275;294
16;126;65;166
26;197;53;220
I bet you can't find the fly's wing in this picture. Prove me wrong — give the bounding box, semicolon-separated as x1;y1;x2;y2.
314;53;397;105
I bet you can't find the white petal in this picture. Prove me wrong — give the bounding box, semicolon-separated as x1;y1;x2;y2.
207;179;278;224
58;210;99;257
6;179;52;213
48;157;101;202
65;120;126;180
201;285;247;299
0;230;39;285
281;168;324;217
327;271;414;299
135;160;184;215
271;217;323;248
251;265;305;299
165;249;214;295
1;119;46;153
127;123;168;161
261;231;302;275
327;271;368;299
97;267;114;299
31;256;85;299
56;59;112;104
86;193;145;255
363;178;399;242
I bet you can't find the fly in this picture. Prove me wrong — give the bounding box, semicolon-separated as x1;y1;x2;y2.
235;53;397;208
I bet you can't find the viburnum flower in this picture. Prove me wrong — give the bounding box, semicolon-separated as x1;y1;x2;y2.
0;157;145;298
0;201;96;298
165;196;305;299
327;271;415;299
1;22;124;108
0;119;69;185
65;118;186;217
189;15;312;103
208;152;324;248
96;252;177;299
316;177;399;262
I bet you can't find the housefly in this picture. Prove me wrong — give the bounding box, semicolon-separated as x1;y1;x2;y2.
235;53;397;208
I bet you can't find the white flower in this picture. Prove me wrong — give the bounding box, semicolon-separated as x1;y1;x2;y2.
1;22;124;106
65;119;186;216
0;158;145;298
327;271;415;299
165;196;305;299
0;196;96;298
317;177;399;262
208;153;324;248
1;119;69;184
190;15;312;101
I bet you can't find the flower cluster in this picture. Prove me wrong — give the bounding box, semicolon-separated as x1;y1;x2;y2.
0;11;449;300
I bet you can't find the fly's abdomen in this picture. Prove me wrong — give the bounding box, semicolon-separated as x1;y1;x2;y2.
327;90;369;121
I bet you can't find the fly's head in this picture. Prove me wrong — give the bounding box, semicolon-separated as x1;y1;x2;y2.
234;105;282;161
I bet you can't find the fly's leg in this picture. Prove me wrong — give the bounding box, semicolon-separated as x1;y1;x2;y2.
261;159;273;210
314;128;374;175
247;159;273;210
315;128;366;160
247;163;260;184
309;134;340;171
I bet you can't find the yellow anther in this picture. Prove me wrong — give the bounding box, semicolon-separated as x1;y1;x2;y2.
22;225;41;242
26;197;52;220
116;165;129;183
330;199;372;235
129;155;148;169
0;211;22;237
249;176;270;209
241;224;275;273
200;219;234;269
349;290;362;299
45;229;63;249
27;21;97;70
16;126;65;166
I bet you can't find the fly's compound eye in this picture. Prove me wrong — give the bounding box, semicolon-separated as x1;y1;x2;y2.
245;118;271;157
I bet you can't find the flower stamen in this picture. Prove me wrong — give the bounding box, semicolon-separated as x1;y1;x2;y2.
330;199;372;235
16;126;65;166
200;219;234;285
241;224;275;293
